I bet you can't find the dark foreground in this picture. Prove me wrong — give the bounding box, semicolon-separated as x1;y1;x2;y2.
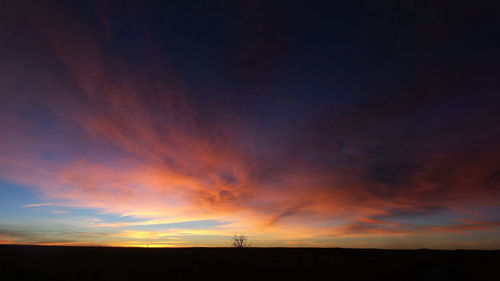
1;245;499;281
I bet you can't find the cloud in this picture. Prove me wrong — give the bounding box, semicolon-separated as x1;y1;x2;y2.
24;203;54;207
0;228;80;245
0;1;500;247
331;218;500;238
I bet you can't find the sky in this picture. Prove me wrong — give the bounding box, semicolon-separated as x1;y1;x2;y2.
1;0;500;249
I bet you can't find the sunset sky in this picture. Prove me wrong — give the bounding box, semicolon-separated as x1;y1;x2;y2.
1;1;500;249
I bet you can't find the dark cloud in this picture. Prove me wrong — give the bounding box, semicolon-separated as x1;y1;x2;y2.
0;227;99;244
228;0;299;86
335;218;500;237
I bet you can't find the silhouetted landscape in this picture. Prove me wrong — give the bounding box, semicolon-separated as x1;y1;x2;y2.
2;2;500;280
1;245;499;281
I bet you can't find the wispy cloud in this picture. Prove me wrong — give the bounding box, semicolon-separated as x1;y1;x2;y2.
0;1;500;248
24;203;54;207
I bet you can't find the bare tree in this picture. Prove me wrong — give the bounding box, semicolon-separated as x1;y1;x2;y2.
232;234;250;248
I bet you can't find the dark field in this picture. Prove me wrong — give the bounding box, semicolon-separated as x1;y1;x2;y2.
1;245;499;281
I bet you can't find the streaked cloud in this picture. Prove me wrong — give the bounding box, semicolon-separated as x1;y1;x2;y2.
0;1;499;248
23;203;54;207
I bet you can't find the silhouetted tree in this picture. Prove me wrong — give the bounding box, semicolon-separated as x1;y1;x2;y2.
232;234;250;248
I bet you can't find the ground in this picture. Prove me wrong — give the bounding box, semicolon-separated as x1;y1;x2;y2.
1;245;499;280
